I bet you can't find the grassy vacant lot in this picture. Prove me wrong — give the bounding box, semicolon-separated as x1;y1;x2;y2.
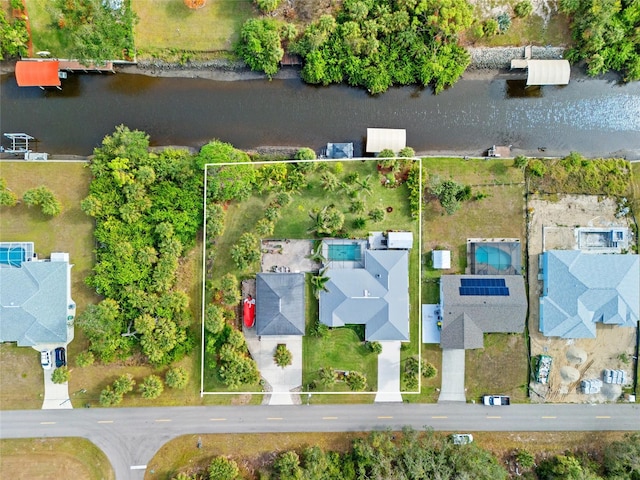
420;158;527;400
148;430;627;480
132;0;254;56
204;159;419;395
0;437;114;480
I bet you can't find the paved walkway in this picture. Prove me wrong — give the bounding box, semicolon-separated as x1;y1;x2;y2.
374;341;402;403
244;327;302;405
438;349;466;402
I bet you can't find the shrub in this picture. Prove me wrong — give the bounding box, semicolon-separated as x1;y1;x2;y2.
99;385;123;406
349;199;365;214
208;456;240;480
514;0;533;17
367;341;383;354
274;191;292;207
483;19;499;36
333;162;344;174
497;13;511;33
399;147;415;158
22;185;62;216
379;149;395;158
113;373;136;394
318;366;337;386
274;344;293;368
0;178;17;206
346;371;367;391
352;217;367;229
294;147;316;161
513;155;529;169
219;273;241;306
368;208;385;222
165;367;190;389
75;351;95;367
527;159;547;177
256;218;275;236
264;205;280;222
255;0;281;13
139;374;164;399
51;366;70;384
423;362;437;379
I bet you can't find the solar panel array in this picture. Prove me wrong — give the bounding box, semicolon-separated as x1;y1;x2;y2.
459;278;510;296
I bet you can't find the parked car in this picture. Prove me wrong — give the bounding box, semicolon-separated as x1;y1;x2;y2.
482;395;510;406
40;350;52;370
451;434;474;445
54;347;66;368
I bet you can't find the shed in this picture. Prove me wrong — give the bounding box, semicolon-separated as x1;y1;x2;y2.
366;128;406;153
526;59;570;86
256;273;305;336
387;232;413;249
15;61;61;88
326;142;354;159
433;250;451;269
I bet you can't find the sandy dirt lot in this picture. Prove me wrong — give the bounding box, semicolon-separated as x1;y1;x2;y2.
526;194;636;403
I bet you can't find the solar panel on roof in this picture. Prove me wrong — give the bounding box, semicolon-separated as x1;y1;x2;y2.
461;278;506;287
459;286;510;296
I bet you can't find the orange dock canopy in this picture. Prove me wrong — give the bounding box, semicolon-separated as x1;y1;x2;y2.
15;61;61;87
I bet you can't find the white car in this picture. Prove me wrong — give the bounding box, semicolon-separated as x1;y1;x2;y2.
451;434;474;445
40;350;52;369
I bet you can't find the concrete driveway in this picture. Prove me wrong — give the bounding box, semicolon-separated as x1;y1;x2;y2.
374;341;402;403
244;328;302;405
34;345;72;409
438;349;466;402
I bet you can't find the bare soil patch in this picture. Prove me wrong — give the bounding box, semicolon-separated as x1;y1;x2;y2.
526;194;636;403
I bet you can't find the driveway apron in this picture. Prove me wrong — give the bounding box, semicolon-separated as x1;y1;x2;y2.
374;341;402;403
438;349;466;402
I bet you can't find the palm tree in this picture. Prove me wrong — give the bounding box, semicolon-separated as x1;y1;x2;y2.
307;242;326;264
357;174;373;196
311;268;330;299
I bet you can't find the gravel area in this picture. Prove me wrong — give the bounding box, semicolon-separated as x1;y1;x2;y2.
467;46;566;69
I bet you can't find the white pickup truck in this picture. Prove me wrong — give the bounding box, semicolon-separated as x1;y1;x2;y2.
482;395;510;406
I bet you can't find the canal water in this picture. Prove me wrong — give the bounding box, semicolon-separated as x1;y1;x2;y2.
1;69;639;158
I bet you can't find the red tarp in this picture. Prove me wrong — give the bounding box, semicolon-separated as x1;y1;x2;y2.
243;297;255;328
15;61;61;87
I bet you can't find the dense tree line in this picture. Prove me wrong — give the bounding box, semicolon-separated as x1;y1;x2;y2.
78;126;202;365
0;1;28;58
50;0;137;64
290;0;473;93
560;0;640;81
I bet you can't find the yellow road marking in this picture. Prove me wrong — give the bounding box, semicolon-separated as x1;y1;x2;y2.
267;417;283;420
431;416;448;419
541;416;556;419
323;416;338;420
155;419;172;422
97;420;114;424
596;416;611;419
210;418;226;421
487;416;501;419
378;416;393;419
40;422;56;425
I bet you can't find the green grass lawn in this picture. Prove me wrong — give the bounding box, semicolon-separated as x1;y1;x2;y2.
420;158;527;401
23;0;74;57
0;437;114;480
132;0;254;56
473;14;572;47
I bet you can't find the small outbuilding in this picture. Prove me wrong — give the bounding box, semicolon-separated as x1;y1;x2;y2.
387;231;413;250
256;273;305;336
366;128;406;154
526;59;570;86
15;61;61;88
433;250;451;269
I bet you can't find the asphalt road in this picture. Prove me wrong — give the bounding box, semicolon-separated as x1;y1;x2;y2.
1;403;639;479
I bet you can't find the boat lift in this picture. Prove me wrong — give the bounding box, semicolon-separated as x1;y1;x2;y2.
2;133;48;160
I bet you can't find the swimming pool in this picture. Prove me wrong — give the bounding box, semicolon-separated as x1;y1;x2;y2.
475;246;512;271
0;247;25;267
328;244;361;261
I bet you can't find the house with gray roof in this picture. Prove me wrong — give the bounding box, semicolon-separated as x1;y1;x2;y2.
256;273;305;336
439;275;527;349
539;251;639;338
0;243;75;347
319;248;409;341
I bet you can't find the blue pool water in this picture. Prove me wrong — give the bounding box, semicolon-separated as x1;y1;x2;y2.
475;246;511;271
0;247;25;267
328;244;360;261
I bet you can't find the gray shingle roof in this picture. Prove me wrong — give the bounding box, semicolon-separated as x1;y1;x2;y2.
540;251;639;338
319;249;409;341
440;275;527;349
0;261;71;346
256;273;305;336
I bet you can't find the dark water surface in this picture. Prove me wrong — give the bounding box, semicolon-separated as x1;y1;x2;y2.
1;70;639;157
